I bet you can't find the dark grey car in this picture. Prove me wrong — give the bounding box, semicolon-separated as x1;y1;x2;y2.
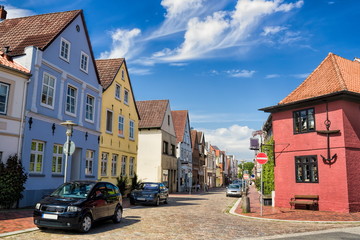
129;182;169;206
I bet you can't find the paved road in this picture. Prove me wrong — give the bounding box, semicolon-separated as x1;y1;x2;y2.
3;188;360;240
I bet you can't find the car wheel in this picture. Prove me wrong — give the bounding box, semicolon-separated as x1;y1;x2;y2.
130;199;135;205
112;207;122;223
79;214;92;233
155;196;160;206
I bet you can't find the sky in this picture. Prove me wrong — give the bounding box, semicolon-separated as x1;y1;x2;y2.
2;0;360;161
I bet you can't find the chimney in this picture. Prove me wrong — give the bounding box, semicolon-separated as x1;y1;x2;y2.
0;5;7;21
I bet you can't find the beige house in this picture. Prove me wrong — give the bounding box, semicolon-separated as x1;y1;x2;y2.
136;100;177;192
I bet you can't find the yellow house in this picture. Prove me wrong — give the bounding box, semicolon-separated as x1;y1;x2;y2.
95;58;140;185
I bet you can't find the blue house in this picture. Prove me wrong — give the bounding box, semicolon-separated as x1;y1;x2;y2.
0;9;102;207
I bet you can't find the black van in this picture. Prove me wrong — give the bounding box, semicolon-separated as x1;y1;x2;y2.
33;181;123;233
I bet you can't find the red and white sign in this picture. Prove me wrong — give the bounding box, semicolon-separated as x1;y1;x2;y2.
256;152;268;165
243;174;249;180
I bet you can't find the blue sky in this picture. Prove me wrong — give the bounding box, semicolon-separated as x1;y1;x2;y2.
3;0;360;161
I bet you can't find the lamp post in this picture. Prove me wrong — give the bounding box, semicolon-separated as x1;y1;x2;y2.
60;120;77;183
240;160;245;193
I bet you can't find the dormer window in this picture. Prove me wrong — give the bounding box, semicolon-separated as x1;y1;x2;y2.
80;51;89;73
60;38;71;62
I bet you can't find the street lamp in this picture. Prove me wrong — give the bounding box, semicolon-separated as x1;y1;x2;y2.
60;120;77;183
240;160;245;193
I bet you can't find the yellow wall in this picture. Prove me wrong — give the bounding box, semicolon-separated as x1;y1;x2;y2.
98;62;139;186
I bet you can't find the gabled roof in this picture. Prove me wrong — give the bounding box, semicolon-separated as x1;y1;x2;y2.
95;58;124;90
280;53;360;105
171;110;188;143
136;100;169;129
0;51;30;75
197;131;205;144
191;129;198;151
0;10;81;57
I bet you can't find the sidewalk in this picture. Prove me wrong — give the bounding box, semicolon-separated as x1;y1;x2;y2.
234;185;360;222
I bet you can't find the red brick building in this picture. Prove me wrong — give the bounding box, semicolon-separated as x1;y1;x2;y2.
261;53;360;213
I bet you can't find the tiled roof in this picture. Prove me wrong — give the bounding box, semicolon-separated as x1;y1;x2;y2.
0;10;81;56
171;110;188;143
280;53;360;104
0;51;30;74
95;58;124;89
136;100;169;129
197;131;204;144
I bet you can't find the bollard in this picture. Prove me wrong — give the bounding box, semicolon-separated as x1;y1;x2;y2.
241;196;250;213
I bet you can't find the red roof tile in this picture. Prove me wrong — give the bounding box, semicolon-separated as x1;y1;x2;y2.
95;58;124;89
0;51;30;74
136;100;169;129
280;53;360;104
171;110;188;143
0;10;81;56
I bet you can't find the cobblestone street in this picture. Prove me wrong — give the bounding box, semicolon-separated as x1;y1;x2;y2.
3;188;360;240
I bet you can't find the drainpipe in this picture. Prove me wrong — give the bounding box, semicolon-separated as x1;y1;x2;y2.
17;78;31;158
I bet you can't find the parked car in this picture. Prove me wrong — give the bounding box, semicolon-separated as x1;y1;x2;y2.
33;181;123;233
226;183;242;197
129;182;168;206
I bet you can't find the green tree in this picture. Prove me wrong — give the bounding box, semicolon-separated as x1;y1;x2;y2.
0;155;28;208
261;137;275;195
238;161;254;178
116;175;128;196
130;173;141;191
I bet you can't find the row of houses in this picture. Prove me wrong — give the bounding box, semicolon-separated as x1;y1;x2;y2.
0;7;238;207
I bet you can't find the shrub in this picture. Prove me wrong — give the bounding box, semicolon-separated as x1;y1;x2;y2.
130;173;141;191
116;175;128;196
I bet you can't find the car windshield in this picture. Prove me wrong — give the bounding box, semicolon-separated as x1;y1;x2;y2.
50;182;95;199
138;183;159;190
229;184;240;189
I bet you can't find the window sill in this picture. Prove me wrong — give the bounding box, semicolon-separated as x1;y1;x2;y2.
29;173;45;177
52;174;64;177
85;175;95;178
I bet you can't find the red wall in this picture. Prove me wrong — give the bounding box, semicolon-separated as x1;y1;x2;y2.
272;100;360;212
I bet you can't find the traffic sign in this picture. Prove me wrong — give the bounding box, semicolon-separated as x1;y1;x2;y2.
256;152;268;165
63;141;75;156
243;174;249;180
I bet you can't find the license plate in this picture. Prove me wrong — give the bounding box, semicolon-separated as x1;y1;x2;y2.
137;197;145;201
42;214;58;220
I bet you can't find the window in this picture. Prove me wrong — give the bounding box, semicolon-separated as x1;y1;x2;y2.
168;115;170;125
41;73;56;108
115;84;121;100
106;110;113;133
101;152;108;176
129;157;134;177
0;82;9;114
85;95;94;122
85;150;94;175
163;141;169;154
121;69;125;80
295;155;318;183
129;120;134;140
121;156;127;176
171;144;176;156
124;89;129;105
80;51;89;73
60;38;71;62
111;154;118;176
52;144;63;174
118;115;124;136
66;85;77;115
293;108;315;134
30;141;44;173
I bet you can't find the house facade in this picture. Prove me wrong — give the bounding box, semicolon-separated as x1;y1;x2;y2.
197;131;206;188
171;110;192;192
0;50;31;163
261;53;360;213
191;129;200;187
96;58;139;185
205;143;216;188
0;10;102;207
136;100;177;192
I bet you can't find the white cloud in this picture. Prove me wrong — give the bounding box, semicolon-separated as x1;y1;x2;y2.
100;28;141;59
292;73;309;79
266;74;280;79
190;113;263;124
170;62;188;66
197;124;256;160
3;4;35;18
128;67;153;76
261;26;287;36
226;69;255;78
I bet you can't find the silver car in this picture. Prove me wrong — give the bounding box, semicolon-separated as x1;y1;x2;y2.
226;183;242;197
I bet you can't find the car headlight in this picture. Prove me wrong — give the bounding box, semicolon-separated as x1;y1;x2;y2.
35;203;41;210
67;206;81;212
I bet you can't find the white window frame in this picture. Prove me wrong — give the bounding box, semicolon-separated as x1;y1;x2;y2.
124;89;129;105
85;94;95;123
0;82;10;115
121;155;127;176
80;51;89;73
118;115;124;137
101;152;108;176
40;72;56;109
111;154;118;176
129;120;134;140
65;84;77;116
60;37;71;62
106;110;113;133
85;150;94;175
115;84;121;100
129;157;134;177
52;144;63;174
30;140;45;173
